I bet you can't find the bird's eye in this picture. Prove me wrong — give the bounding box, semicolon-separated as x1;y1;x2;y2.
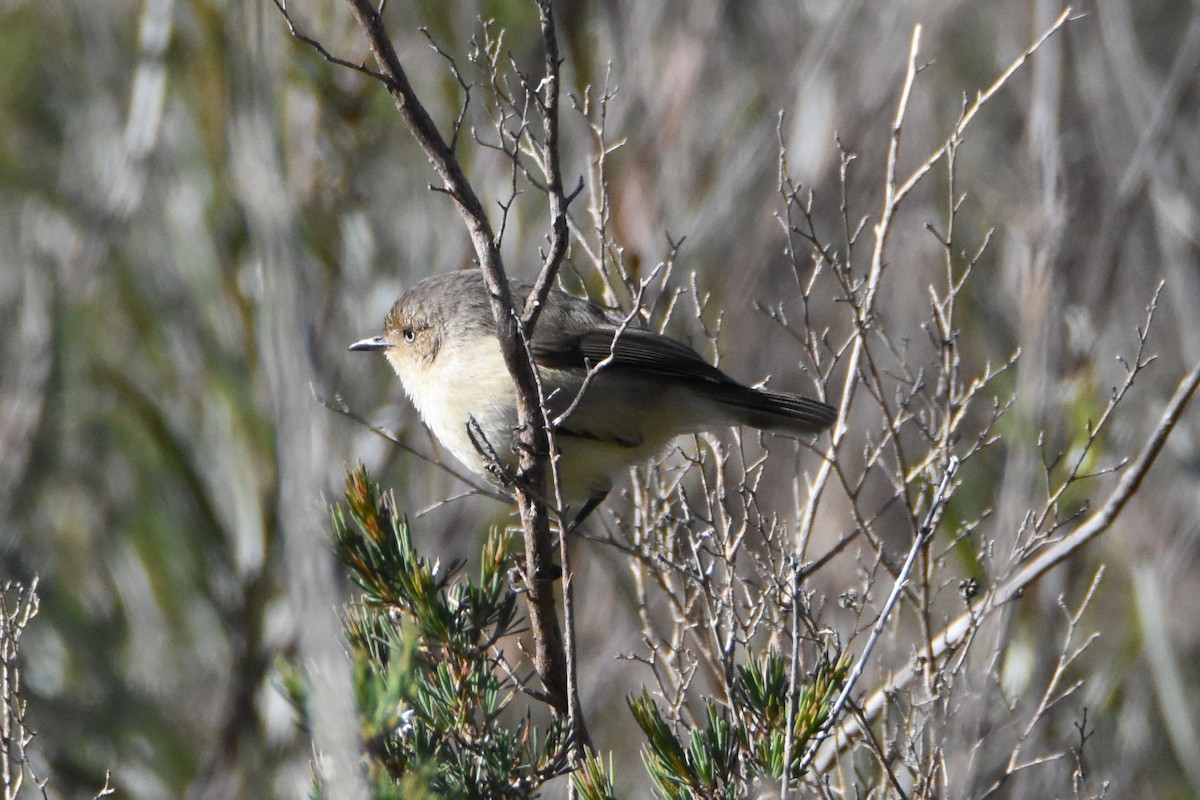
403;328;415;343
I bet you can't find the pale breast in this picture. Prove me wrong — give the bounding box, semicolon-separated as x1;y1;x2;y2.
393;335;521;476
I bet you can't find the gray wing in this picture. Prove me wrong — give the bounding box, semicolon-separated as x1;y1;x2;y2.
524;286;837;435
521;284;731;383
531;320;733;385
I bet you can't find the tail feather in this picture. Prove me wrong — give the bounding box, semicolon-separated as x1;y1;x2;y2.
710;384;837;435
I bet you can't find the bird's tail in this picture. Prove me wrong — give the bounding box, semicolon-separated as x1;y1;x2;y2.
709;384;837;435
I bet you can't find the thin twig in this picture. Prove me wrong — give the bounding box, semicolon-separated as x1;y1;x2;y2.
521;0;576;334
293;0;571;716
814;358;1200;772
795;456;958;778
796;9;1073;564
314;388;509;503
271;0;388;83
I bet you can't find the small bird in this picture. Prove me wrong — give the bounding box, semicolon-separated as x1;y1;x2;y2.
351;270;835;521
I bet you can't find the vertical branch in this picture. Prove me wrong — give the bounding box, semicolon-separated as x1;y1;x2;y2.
525;0;592;753
1;581;40;800
779;562;803;800
796;457;958;779
795;24;924;561
522;0;575;330
336;0;569;717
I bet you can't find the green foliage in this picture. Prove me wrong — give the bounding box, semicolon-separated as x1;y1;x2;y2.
571;751;619;800
626;653;850;799
291;465;573;798
290;466;861;799
738;651;850;780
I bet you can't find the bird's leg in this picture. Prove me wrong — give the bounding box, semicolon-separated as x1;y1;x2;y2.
566;489;609;535
508;490;607;590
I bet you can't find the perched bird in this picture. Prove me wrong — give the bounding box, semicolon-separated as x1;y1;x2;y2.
351;270;835;521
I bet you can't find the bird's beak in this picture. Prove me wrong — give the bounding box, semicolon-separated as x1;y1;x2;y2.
348;336;391;352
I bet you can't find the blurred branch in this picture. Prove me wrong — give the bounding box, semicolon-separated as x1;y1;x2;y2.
1133;563;1200;796
0;265;51;526
1091;7;1200;307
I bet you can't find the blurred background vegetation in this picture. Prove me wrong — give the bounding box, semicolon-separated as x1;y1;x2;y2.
2;0;1198;797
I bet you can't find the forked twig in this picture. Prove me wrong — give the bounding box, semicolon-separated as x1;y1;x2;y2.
814;358;1200;772
274;0;579;730
793;457;958;780
796;8;1074;562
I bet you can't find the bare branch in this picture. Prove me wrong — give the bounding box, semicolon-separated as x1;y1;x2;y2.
815;357;1200;772
305;0;572;721
272;0;389;82
795;456;958;779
